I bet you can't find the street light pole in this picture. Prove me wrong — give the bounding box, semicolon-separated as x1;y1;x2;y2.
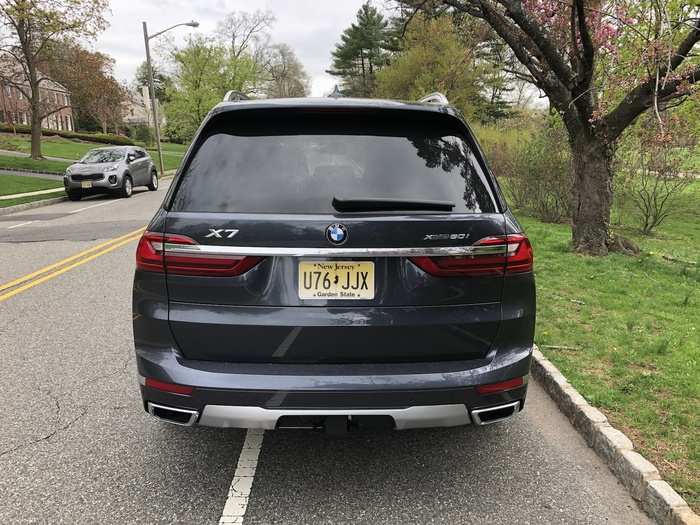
142;21;164;177
141;20;198;177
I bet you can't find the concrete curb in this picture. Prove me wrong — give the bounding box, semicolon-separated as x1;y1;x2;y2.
531;347;699;524
0;187;64;201
0;172;175;217
0;195;67;216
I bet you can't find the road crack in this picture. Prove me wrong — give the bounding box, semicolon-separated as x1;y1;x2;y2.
0;389;87;458
0;345;135;459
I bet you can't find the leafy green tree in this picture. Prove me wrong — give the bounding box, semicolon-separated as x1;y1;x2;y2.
134;61;173;103
473;33;516;121
44;43;127;133
0;0;108;158
164;36;259;142
327;2;390;96
376;15;489;120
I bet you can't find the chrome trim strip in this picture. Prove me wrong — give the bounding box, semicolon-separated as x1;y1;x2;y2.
147;402;199;427
163;243;507;258
198;404;471;430
470;400;521;426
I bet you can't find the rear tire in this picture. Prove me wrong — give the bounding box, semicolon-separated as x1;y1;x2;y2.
66;190;82;201
147;170;158;191
120;175;133;198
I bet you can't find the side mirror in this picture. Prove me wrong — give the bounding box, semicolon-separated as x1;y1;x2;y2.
126;154;135;164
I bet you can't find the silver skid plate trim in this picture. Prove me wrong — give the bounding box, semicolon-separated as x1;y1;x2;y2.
198;404;471;430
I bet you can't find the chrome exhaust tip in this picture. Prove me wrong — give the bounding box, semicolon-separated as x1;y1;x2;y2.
147;402;199;426
470;400;521;426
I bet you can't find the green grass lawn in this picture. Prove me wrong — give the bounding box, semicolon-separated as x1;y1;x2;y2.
0;133;186;172
522;181;699;509
0;133;95;160
145;142;188;171
149;150;185;171
0;173;63;207
150;141;189;153
679;147;700;173
0;154;71;174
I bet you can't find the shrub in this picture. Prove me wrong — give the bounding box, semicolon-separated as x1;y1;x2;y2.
0;123;134;146
163;120;189;145
486;116;572;223
616;117;695;235
127;124;154;146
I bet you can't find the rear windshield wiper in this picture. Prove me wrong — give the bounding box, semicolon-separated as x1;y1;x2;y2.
332;196;455;213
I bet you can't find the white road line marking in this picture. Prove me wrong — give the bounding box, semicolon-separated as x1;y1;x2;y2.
219;429;265;525
68;199;119;214
7;220;34;229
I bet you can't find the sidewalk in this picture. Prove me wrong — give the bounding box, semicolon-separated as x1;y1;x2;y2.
0;187;64;201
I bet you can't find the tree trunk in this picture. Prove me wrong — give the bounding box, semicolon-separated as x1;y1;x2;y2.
30;102;42;159
28;61;42;159
570;133;614;255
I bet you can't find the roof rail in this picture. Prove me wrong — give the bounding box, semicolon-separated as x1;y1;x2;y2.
418;92;449;105
223;90;249;102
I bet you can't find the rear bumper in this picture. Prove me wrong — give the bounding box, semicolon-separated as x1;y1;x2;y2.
135;345;532;429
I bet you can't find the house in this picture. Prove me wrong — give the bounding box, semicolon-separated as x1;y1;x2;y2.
122;86;164;128
0;62;75;132
122;87;152;127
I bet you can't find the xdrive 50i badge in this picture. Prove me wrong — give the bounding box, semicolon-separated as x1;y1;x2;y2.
423;233;470;241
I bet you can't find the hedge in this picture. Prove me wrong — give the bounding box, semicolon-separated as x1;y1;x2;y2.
0;123;135;146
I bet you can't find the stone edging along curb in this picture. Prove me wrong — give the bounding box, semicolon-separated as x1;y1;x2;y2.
0;172;176;217
0;195;67;216
531;346;699;525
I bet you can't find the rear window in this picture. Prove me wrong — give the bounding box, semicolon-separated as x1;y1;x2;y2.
170;111;498;214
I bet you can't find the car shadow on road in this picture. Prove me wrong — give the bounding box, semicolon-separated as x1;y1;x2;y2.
239;416;648;525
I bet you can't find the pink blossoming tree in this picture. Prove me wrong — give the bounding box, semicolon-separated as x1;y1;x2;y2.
400;0;700;255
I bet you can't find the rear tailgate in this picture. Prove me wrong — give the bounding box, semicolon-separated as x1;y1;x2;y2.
161;108;509;363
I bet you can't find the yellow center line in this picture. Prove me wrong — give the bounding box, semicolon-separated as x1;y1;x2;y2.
0;227;146;293
0;229;145;303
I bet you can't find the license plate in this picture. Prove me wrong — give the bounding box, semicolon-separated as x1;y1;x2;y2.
81;181;92;189
298;261;374;300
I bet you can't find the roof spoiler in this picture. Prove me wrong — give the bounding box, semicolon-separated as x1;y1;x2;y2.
223;90;250;102
418;92;449;105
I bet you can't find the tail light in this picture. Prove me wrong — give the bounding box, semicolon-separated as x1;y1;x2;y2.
144;377;193;396
136;231;263;276
476;376;526;395
409;234;533;277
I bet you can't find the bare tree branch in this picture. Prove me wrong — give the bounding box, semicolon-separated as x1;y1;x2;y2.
38;103;72;120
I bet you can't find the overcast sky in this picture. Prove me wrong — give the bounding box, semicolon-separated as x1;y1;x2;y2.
96;0;378;97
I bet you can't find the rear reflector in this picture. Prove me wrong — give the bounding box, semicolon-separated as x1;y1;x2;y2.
136;231;263;276
476;376;525;395
144;377;194;396
409;233;533;277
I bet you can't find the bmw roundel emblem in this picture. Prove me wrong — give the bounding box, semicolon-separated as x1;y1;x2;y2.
326;223;348;245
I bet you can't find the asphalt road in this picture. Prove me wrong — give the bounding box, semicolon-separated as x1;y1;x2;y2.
0;185;653;524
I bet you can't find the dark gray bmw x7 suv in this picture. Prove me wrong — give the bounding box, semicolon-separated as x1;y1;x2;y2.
132;95;535;432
